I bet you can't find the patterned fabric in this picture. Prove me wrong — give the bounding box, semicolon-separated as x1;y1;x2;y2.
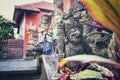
41;34;54;55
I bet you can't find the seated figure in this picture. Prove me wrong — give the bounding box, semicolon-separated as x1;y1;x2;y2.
65;23;93;57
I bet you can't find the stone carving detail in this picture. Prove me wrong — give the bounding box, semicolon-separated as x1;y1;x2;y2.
38;14;53;43
53;0;93;57
62;0;92;57
64;24;93;57
54;8;65;55
39;14;51;30
86;28;111;58
26;21;37;51
54;0;112;58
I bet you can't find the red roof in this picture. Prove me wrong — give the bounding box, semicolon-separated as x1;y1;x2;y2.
13;1;54;29
15;1;54;11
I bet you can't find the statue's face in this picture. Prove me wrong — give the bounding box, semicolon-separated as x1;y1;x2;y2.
73;11;81;18
55;14;62;25
42;16;49;24
68;28;83;43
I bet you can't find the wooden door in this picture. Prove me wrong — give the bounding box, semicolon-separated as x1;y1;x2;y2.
7;39;23;59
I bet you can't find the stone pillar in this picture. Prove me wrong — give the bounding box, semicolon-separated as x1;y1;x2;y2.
54;8;65;55
57;22;65;54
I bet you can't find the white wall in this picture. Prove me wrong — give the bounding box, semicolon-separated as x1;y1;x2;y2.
14;13;26;39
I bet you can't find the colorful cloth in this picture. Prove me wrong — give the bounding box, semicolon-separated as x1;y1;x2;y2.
41;34;54;55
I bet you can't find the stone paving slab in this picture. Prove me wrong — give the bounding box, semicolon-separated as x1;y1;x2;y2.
0;59;37;72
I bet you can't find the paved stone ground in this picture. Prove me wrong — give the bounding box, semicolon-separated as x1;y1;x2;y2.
0;59;37;72
0;59;48;80
0;59;40;80
0;73;41;80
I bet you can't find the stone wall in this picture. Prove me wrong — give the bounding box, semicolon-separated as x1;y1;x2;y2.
54;0;112;58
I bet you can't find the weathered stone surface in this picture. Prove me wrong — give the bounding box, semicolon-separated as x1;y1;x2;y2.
0;59;37;72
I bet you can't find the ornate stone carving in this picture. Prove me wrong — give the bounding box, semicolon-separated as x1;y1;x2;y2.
38;14;51;31
26;21;38;53
52;0;93;57
38;14;53;43
54;8;65;55
86;28;111;58
64;23;93;57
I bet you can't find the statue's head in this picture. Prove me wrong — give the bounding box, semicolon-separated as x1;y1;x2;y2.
72;1;86;17
67;24;83;44
54;9;63;25
41;14;51;24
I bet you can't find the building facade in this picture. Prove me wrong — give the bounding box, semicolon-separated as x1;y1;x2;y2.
13;1;54;58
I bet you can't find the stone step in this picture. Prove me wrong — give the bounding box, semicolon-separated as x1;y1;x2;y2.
0;59;37;73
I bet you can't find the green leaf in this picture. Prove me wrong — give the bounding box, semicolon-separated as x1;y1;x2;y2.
70;69;103;79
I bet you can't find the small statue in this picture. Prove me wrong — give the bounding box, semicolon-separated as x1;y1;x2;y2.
38;14;54;55
59;0;93;57
65;24;93;57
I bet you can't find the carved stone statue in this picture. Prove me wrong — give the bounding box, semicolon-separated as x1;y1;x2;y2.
38;14;54;55
38;14;53;43
65;23;93;57
54;8;65;55
86;28;111;58
56;0;92;57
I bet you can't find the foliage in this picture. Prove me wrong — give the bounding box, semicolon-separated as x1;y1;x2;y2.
0;51;6;59
26;50;34;56
0;52;4;59
70;69;103;79
80;0;120;43
0;15;14;40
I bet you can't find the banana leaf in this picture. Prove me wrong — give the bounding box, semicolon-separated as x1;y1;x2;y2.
58;55;120;70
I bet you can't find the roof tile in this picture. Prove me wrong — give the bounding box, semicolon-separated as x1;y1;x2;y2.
15;1;54;11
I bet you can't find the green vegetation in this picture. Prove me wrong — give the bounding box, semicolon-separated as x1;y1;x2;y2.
0;15;15;59
0;15;14;40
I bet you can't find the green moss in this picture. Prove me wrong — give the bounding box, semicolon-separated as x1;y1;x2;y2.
26;51;34;56
0;51;5;59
